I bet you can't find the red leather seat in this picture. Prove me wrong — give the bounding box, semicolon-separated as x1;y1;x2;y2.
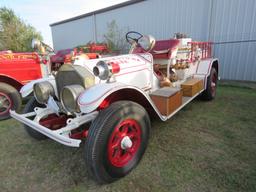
150;39;180;59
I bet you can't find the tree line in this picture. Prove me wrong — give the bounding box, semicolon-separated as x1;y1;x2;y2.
0;7;42;52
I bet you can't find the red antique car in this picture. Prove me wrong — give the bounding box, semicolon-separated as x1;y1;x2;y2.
50;43;109;70
50;48;73;70
0;40;52;120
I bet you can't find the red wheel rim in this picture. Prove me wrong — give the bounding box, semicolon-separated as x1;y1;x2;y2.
0;92;12;115
108;119;142;167
211;72;217;96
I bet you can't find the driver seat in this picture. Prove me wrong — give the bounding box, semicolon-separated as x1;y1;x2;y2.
150;39;180;59
151;39;180;80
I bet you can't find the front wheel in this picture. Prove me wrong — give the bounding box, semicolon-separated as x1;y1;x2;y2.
85;101;151;184
0;82;22;120
23;97;48;140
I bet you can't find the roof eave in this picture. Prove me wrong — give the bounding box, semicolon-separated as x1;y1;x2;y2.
50;0;145;27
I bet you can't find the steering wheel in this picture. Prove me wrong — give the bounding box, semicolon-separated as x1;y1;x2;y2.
125;31;143;45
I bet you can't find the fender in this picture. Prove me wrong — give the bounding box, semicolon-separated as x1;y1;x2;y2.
20;75;56;98
195;58;219;88
78;82;163;119
0;74;23;90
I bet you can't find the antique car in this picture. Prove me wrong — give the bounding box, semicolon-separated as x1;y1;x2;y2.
0;40;53;120
76;42;110;54
50;48;73;70
50;43;109;70
10;31;219;183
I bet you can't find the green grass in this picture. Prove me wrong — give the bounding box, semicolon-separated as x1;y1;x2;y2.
0;84;256;192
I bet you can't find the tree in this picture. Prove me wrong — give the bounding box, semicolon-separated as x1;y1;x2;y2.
103;20;129;54
0;7;43;52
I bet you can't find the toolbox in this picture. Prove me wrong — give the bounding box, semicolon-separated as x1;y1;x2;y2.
181;78;204;97
150;87;182;116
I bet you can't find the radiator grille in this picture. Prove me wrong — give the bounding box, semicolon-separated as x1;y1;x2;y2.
55;64;95;96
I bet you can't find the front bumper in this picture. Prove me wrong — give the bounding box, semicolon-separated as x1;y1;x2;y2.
10;109;98;147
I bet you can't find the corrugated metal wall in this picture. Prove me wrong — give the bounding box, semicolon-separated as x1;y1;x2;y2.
51;16;95;50
209;0;256;81
51;0;256;81
95;0;211;41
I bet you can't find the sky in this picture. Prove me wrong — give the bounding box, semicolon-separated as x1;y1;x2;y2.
0;0;128;47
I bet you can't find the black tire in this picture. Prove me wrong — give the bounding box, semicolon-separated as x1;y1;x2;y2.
85;101;151;184
201;67;218;101
0;82;22;120
23;97;47;140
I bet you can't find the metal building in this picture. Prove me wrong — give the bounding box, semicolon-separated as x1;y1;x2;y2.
50;0;256;81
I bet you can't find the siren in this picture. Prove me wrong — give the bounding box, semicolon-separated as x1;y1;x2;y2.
93;61;120;80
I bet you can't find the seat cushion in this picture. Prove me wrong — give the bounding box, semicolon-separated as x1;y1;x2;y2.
151;39;180;59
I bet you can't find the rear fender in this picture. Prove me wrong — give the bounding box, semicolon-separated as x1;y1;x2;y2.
195;58;219;88
20;75;56;98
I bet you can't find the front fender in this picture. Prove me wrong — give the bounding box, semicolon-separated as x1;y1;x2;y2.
78;82;126;113
78;81;166;120
20;75;56;98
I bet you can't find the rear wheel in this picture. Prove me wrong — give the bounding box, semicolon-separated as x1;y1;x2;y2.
0;83;22;120
201;67;218;101
85;101;150;184
23;97;47;140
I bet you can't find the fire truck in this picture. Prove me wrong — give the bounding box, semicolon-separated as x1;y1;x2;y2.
0;40;53;120
10;31;219;183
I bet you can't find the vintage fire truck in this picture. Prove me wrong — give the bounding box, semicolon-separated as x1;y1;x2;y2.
0;40;54;120
10;31;219;183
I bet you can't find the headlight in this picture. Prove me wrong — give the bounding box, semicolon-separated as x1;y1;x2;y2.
31;39;41;50
61;85;84;113
33;81;54;104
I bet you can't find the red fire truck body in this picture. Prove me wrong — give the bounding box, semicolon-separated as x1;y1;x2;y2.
0;51;50;120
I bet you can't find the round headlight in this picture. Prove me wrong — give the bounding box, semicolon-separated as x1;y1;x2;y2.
61;85;84;113
33;81;54;104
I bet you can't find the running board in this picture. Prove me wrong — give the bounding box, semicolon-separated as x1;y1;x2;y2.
163;90;204;121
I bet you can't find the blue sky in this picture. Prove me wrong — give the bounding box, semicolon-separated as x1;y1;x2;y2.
0;0;127;47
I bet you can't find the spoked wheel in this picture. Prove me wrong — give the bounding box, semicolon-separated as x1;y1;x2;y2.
0;83;22;120
108;119;142;168
201;67;218;101
0;92;12;116
85;101;150;184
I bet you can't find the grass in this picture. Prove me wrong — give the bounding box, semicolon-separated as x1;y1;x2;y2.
0;84;256;192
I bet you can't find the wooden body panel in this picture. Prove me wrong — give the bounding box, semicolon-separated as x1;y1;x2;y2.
150;87;182;116
181;78;204;97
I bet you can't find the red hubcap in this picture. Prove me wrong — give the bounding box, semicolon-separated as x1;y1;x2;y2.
108;119;141;167
211;73;217;96
0;92;12;115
